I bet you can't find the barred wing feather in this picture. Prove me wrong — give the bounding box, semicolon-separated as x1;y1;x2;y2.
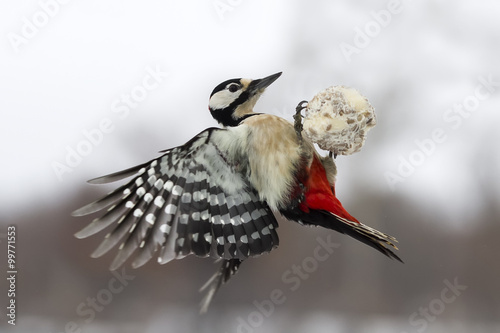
72;128;279;270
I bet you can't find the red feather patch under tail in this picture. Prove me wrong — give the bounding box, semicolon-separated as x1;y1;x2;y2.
286;154;402;262
299;155;359;223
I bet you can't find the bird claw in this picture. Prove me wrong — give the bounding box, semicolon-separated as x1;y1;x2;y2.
294;100;308;142
199;259;241;313
295;100;309;113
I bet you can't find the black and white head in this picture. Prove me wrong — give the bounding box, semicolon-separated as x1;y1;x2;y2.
208;72;282;127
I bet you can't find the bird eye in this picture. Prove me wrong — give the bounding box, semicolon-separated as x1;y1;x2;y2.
228;84;239;93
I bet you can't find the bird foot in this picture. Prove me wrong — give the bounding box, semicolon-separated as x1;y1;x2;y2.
199;259;242;313
294;100;308;142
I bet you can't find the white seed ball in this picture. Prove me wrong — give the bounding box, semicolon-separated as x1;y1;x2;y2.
303;86;376;155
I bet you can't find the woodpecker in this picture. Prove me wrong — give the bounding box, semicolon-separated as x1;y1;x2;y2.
72;72;401;312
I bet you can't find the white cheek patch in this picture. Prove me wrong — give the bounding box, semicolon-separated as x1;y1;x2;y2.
209;90;242;110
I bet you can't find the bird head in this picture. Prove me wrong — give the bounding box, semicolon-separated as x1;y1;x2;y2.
208;72;282;127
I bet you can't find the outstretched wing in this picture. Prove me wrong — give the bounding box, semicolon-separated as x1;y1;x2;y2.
72;128;279;270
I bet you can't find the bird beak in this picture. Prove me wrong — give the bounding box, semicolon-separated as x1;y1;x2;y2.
249;72;282;95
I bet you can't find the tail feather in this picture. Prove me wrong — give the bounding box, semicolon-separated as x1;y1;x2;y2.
328;212;402;262
281;208;402;262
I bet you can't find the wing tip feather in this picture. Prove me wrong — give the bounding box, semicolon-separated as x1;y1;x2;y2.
71;205;95;217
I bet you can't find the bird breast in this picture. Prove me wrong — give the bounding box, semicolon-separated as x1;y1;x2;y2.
241;114;310;210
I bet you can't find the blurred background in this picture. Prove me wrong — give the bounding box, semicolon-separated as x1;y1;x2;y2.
1;0;499;332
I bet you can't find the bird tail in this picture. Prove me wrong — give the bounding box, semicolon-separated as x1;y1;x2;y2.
322;211;402;262
289;154;402;262
282;208;402;262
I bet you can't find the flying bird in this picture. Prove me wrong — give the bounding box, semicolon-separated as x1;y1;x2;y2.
72;72;401;312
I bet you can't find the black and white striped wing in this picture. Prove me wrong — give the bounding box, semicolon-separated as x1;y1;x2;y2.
72;128;279;270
